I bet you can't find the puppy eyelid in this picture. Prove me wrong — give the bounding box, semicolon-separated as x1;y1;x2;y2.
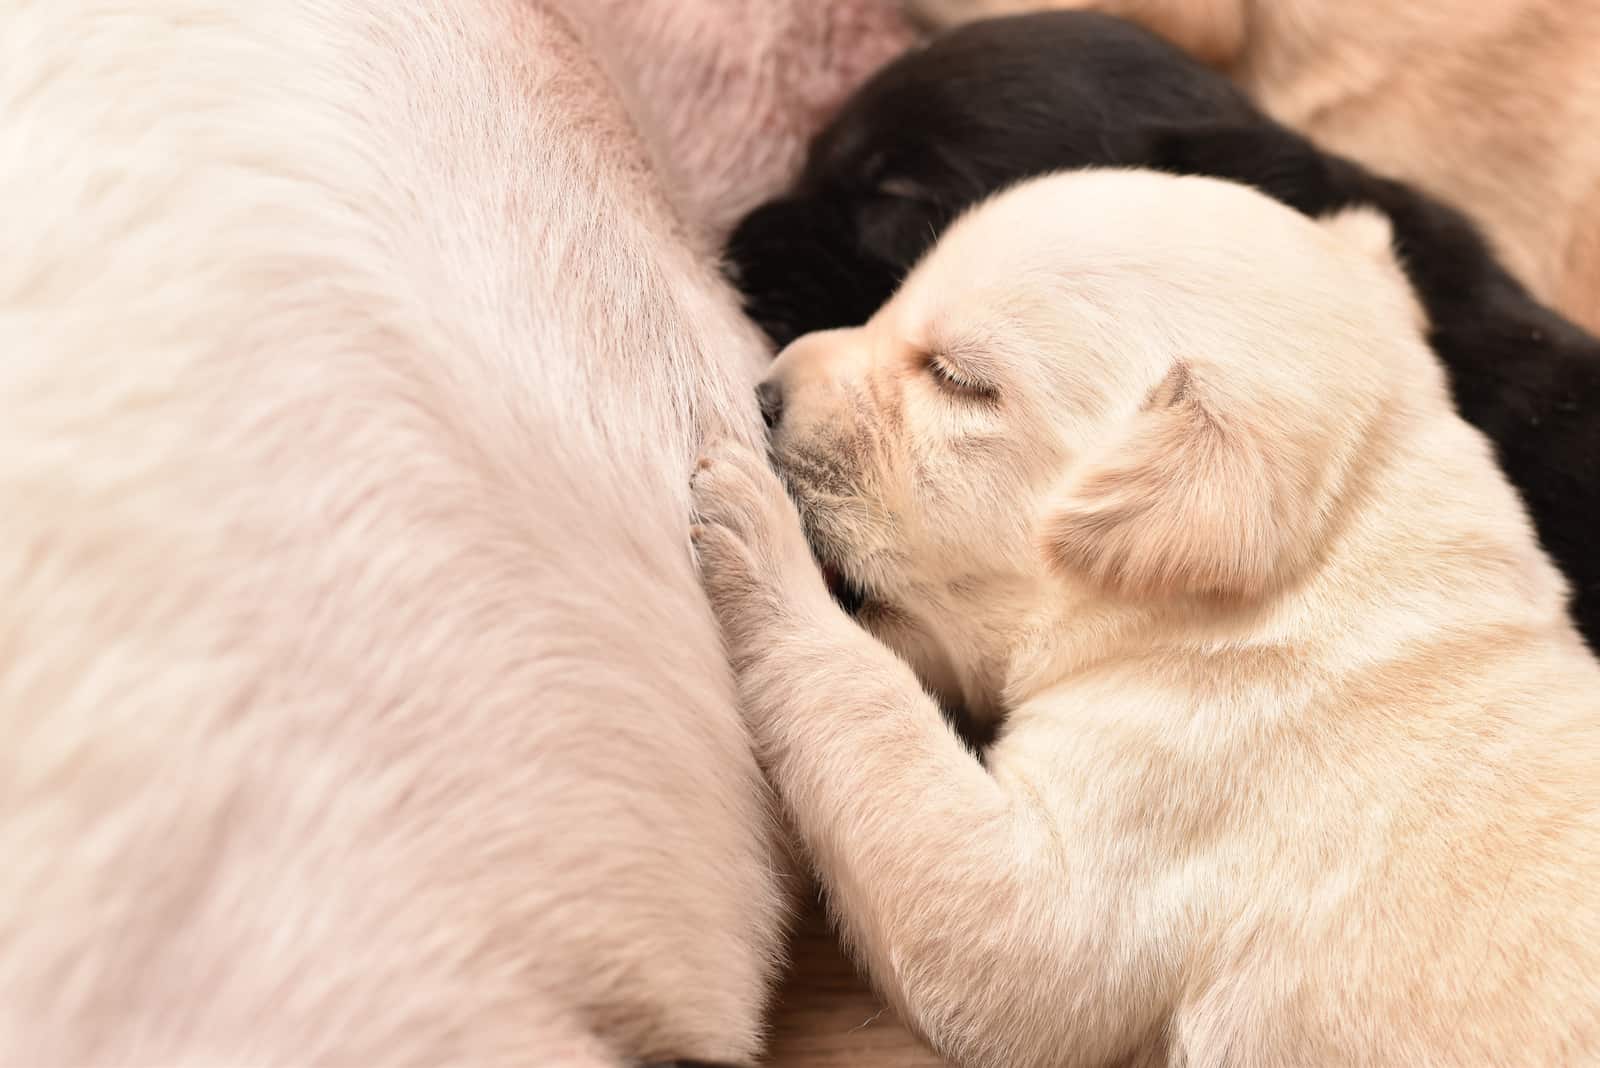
925;354;998;402
876;177;934;203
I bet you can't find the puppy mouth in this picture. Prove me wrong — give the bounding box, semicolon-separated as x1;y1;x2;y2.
767;448;880;616
820;561;869;615
804;523;885;618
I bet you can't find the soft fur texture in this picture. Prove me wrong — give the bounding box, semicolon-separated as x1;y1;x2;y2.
907;0;1600;333
695;170;1600;1067
566;0;917;242
0;0;907;1062
726;11;1600;649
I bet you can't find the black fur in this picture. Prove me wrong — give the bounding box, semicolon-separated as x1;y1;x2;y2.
726;11;1600;647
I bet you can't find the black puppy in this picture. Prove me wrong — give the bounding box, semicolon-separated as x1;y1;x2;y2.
726;11;1600;649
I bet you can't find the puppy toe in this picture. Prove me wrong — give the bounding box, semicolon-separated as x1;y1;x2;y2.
692;440;833;620
691;521;778;634
690;441;778;541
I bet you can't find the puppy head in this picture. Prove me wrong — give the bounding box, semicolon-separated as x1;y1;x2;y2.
724;11;1260;347
763;171;1423;654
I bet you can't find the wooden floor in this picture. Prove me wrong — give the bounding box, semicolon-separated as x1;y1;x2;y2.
765;905;948;1067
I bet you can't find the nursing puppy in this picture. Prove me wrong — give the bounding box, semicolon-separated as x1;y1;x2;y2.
727;11;1600;649
694;170;1600;1066
908;0;1600;333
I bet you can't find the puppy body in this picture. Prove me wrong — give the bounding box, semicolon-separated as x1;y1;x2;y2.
727;11;1600;649
908;0;1600;333
695;171;1600;1066
0;0;815;1062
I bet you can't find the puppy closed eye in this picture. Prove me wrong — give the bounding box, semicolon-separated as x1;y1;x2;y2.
925;354;998;402
875;176;937;205
858;180;952;266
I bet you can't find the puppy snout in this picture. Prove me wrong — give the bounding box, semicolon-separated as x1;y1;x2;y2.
756;379;784;430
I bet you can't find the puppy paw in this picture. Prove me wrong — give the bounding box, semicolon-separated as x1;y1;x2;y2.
690;440;832;640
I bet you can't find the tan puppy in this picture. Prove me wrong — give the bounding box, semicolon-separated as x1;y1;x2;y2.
691;170;1600;1067
906;0;1600;332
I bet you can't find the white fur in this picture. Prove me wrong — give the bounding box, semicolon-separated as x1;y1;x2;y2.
692;170;1600;1067
566;0;916;242
0;0;909;1060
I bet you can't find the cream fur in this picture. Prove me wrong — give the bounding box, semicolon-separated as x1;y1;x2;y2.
0;0;840;1062
567;0;917;242
692;170;1600;1066
907;0;1600;332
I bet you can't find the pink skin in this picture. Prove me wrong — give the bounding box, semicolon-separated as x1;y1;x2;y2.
566;0;920;239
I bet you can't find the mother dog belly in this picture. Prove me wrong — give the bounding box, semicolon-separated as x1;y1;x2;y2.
0;1;785;1063
565;0;918;239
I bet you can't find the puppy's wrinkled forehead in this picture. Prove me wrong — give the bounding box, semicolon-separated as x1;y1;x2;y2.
905;170;1312;312
887;169;1408;389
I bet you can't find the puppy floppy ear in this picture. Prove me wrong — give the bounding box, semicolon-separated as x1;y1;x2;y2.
1041;362;1298;601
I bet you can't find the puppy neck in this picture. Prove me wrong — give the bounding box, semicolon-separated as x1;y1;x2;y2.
864;571;1064;740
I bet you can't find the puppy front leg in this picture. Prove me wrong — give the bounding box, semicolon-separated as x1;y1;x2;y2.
690;442;1165;1068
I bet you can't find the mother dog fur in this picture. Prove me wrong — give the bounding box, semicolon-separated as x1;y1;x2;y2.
693;170;1600;1066
0;1;795;1063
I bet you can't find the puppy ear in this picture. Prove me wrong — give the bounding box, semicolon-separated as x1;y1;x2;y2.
1319;205;1395;264
1041;362;1294;600
1319;207;1426;330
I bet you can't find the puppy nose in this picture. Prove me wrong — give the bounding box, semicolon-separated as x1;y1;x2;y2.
756;379;784;430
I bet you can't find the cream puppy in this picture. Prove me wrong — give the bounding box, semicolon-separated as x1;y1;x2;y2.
691;169;1600;1067
906;0;1600;333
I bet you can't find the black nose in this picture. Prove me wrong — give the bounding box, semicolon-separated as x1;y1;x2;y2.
756;379;784;430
